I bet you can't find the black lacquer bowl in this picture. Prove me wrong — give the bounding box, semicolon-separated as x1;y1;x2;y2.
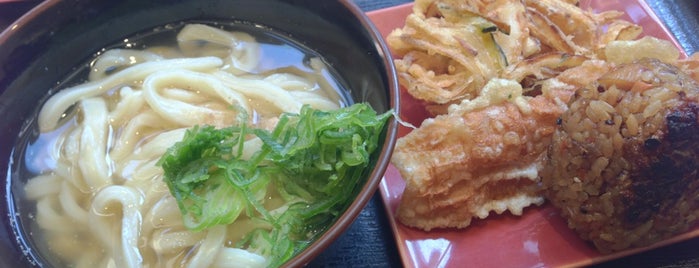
0;0;399;266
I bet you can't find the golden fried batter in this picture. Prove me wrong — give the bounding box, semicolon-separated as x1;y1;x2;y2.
389;0;695;235
387;0;638;111
393;79;561;230
392;58;614;231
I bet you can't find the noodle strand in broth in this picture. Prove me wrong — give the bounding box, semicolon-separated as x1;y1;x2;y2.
22;23;347;267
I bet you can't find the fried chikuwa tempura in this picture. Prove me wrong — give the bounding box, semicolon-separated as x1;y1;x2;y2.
392;79;557;230
388;0;690;232
392;64;610;230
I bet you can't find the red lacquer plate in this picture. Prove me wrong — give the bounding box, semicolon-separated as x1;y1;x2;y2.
368;1;698;268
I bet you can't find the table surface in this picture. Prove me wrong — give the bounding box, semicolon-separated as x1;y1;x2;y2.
2;0;698;267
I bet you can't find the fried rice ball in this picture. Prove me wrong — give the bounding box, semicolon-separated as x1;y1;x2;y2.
542;58;699;253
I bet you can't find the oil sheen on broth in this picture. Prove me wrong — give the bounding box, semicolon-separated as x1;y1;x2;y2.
11;21;349;267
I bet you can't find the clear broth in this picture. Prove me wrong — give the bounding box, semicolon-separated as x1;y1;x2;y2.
9;20;353;267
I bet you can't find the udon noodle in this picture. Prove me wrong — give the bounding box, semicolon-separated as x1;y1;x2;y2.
22;23;346;267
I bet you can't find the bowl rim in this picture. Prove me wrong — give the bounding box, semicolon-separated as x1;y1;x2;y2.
282;0;400;266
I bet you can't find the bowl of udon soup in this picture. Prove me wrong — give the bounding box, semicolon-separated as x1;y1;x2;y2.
0;0;399;267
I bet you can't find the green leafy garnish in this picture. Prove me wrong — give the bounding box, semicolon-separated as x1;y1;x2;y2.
157;103;392;266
